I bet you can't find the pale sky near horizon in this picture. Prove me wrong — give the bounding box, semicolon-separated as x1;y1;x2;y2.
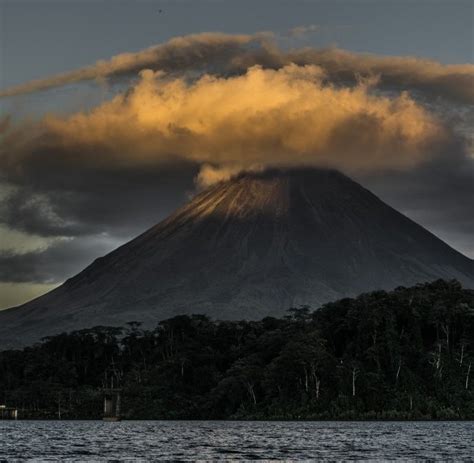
0;0;473;309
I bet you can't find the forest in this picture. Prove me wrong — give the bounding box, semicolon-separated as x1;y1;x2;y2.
0;279;473;420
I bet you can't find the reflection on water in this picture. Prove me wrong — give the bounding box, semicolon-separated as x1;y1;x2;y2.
1;420;473;461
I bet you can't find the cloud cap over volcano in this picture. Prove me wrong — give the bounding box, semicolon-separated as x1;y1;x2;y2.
0;29;473;308
1;64;452;184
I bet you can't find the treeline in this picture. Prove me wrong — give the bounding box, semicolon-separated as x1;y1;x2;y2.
0;279;473;420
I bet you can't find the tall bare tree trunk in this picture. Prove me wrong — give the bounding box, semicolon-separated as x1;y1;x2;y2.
436;343;442;371
466;362;472;390
304;367;309;393
352;367;359;397
459;344;465;366
441;323;450;350
395;359;402;384
246;382;257;404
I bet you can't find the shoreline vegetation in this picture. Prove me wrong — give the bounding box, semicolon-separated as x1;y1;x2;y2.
1;280;473;421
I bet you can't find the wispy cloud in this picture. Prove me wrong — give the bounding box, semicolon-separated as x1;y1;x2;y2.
1;31;473;103
0;33;268;97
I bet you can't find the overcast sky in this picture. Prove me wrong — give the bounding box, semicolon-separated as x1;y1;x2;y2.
0;0;473;309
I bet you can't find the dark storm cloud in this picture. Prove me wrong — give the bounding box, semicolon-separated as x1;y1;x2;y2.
1;188;89;237
1;159;199;239
0;237;117;284
0;160;199;286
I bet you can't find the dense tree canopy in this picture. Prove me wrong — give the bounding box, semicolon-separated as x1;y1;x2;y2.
1;280;473;419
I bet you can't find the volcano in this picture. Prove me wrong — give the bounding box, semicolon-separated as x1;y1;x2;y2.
1;168;474;348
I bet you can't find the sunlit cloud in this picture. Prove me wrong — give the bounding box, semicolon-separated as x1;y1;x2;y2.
1;64;450;187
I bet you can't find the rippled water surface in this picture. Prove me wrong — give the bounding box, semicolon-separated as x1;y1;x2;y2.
1;420;473;461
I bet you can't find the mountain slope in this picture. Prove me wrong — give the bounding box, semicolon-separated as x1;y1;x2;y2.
1;168;473;348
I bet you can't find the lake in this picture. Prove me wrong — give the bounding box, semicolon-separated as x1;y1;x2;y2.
1;420;473;461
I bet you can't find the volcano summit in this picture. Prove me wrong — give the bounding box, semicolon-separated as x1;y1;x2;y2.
1;168;473;348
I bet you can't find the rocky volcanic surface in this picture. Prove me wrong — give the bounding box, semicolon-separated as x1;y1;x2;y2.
1;168;473;348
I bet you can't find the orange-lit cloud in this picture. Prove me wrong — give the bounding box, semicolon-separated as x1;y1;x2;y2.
2;64;450;186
